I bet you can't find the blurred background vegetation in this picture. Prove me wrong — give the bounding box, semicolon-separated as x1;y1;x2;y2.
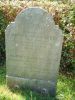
0;0;75;75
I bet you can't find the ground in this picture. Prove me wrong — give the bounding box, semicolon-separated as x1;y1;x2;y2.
0;66;75;100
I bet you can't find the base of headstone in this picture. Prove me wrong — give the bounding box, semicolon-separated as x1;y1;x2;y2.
6;75;56;96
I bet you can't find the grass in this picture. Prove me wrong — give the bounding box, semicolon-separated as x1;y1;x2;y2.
0;66;75;100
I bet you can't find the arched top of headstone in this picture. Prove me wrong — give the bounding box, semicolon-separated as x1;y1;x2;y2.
15;7;54;23
6;7;62;37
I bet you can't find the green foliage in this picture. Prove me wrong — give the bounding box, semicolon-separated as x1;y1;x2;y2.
59;5;75;32
68;6;75;25
61;34;75;73
59;5;75;73
0;10;8;65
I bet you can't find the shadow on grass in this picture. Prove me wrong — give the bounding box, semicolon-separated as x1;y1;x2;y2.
11;87;58;100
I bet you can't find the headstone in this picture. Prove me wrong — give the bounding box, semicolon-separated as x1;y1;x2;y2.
5;7;63;96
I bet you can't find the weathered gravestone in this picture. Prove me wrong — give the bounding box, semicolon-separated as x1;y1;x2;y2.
5;7;63;96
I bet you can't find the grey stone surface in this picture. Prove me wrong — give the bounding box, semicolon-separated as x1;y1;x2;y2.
5;7;63;96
